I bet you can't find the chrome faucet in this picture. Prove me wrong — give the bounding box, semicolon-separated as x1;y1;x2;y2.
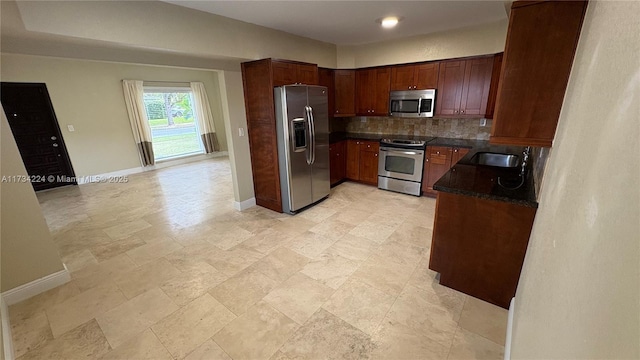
521;146;531;176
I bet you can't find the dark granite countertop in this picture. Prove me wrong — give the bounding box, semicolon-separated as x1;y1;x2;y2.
329;132;538;207
433;145;538;208
330;132;485;147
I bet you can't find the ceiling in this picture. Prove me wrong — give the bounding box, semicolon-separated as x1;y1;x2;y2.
161;1;508;46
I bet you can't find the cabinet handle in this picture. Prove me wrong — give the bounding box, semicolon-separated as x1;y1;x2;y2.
461;110;465;113
408;86;411;90
374;153;378;157
413;86;417;89
436;151;440;154
454;149;458;152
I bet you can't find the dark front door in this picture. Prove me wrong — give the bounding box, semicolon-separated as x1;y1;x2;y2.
1;82;76;191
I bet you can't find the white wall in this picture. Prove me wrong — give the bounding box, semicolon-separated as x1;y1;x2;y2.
1;110;65;292
1;54;228;177
511;1;640;358
338;19;508;68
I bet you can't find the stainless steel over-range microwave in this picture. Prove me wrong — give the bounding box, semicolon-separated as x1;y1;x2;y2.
389;89;436;118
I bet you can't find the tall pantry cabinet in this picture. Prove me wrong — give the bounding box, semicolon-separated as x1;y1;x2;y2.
241;58;319;212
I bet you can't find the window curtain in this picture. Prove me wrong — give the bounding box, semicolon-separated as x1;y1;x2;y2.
190;82;220;153
122;80;155;166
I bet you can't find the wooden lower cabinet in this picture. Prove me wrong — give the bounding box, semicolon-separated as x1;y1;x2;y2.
451;147;470;165
429;192;537;309
345;139;379;185
329;141;346;186
423;146;471;196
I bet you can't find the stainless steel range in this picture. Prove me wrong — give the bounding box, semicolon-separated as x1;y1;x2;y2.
378;138;429;196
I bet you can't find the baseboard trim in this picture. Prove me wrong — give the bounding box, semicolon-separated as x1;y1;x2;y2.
0;266;71;306
504;297;515;360
233;197;256;211
77;152;229;184
1;297;14;360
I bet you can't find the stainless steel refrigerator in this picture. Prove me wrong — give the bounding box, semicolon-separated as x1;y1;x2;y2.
274;85;330;214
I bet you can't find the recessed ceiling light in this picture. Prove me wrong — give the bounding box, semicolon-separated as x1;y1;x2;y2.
381;16;400;29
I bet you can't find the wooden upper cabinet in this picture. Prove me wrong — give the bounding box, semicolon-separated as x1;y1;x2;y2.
318;67;335;116
297;63;319;85
436;61;466;116
391;62;440;91
436;57;493;117
355;69;373;115
334;70;356;117
490;0;588;147
485;53;504;119
459;57;493;116
356;68;390;116
372;67;391;115
272;60;318;87
390;65;416;91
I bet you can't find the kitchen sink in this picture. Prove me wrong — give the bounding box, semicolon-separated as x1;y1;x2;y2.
470;152;520;168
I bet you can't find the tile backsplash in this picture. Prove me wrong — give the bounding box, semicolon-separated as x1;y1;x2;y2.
342;116;492;140
531;146;551;200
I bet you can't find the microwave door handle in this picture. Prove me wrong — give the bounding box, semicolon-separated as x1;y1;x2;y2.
417;98;422;115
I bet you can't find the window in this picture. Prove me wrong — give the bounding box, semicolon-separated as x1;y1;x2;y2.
143;87;204;161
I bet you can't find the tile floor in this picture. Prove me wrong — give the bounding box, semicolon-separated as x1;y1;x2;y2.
11;157;507;359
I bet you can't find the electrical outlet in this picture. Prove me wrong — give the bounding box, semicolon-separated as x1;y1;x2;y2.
480;118;487;127
238;128;245;137
67;125;75;132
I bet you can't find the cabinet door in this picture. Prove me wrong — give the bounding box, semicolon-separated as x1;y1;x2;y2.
359;141;380;185
459;57;493;116
330;141;346;185
415;62;440;90
346;140;360;180
334;70;356;117
272;61;297;87
490;1;587;147
451;147;470;165
355;69;373;115
485;53;503;119
318;68;335;116
241;59;282;212
390;65;416;91
425;146;453;192
435;61;466;116
297;64;318;85
372;67;391;115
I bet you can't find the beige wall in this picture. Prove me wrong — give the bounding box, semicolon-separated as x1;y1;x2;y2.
0;53;228;177
511;1;640;358
338;19;508;68
218;70;255;204
1;110;65;292
5;0;336;68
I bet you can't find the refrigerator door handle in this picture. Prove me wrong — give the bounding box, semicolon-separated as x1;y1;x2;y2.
304;106;312;165
307;105;316;164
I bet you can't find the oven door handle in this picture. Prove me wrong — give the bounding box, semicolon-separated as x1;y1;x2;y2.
380;148;422;156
